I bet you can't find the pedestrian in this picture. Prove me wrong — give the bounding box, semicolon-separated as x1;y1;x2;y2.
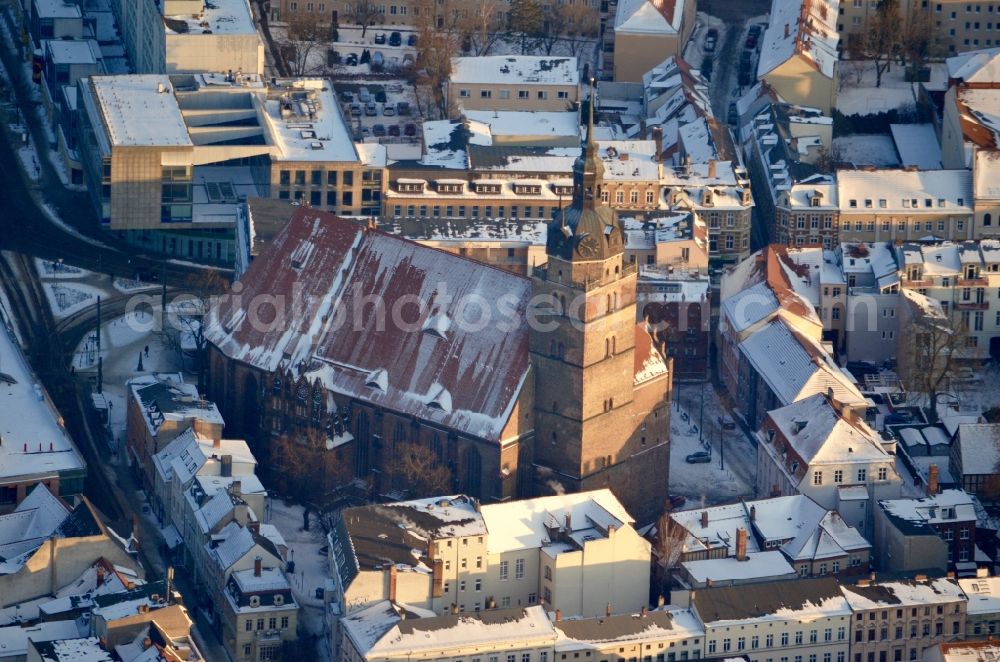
144;345;149;357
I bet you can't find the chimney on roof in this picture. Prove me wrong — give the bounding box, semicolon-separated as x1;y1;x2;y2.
708;159;717;179
451;603;459;615
231;479;241;497
389;564;398;602
565;512;572;531
827;386;834;401
705;578;713;588
606;602;613;617
96;566;105;587
221;454;233;477
657;595;666;607
213;435;221;450
750;505;756;521
701;510;709;528
248;520;260;535
928;464;940;496
736;527;749;561
142;637;152;650
254;556;262;577
641;606;649;617
555;609;562;621
608;523;616;538
652;126;663;163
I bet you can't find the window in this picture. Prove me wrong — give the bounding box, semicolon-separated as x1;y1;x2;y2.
480;90;492;98
766;635;774;648
752;636;759;650
723;639;731;652
838;627;846;641
834;470;843;483
824;629;832;642
245;620;252;631
708;642;716;654
781;633;789;646
857;468;867;482
813;471;823;485
281;616;289;629
515;558;525;579
877;467;888;480
499;560;508;580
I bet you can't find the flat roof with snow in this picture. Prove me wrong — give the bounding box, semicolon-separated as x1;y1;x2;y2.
163;0;257;35
451;56;579;87
88;75;192;147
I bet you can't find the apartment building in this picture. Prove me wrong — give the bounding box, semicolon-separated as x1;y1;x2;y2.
756;393;903;534
758;0;840;114
639;264;712;380
449;56;580;113
836;170;975;243
838;242;902;363
691;577;852;662
125;375;224;492
875;490;978;572
610;0;697;83
222;559;299;662
77;73;380;263
842;577;967;662
110;0;264;75
896;241;1000;360
329;491;650;620
958;576;1000;637
670;495;871;579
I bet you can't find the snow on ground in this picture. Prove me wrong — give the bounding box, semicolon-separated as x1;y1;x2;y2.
832;134;901;168
669;384;753;507
73;311;188;454
113;277;158;293
42;282;105;318
35;258;89;279
266;500;330;652
950;363;1000;415
836;61;924;116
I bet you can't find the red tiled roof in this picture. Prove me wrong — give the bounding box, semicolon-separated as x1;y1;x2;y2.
207;208;533;442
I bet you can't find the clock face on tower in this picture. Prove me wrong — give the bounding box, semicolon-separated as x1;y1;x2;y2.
576;234;600;258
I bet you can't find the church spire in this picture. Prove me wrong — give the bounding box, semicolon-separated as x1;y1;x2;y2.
573;78;604;209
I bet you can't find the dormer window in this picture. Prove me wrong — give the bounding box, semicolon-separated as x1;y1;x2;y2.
397;180;425;193
958;198;965;206
878;199;887;208
436;181;464;194
938;199;946;207
553;184;574;196
475;182;501;194
925;198;933;208
902;199;910;208
274;594;285;606
249;595;261;608
513;183;542;195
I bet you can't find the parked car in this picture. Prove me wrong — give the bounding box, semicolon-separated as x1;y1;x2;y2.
396;101;411;116
361;127;371;138
345;53;358;66
727;102;739;126
407;33;418;46
403;122;417;136
374;32;386;44
349;103;362;116
402;53;415;67
357;87;371;102
387;83;404;93
339;90;353;103
365;102;377;116
685;451;711;464
389;31;402;46
371;51;384;68
382;104;396;116
374;89;387;103
372;123;386;137
388;124;401;136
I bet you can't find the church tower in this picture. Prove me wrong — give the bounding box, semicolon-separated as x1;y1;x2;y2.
530;85;672;523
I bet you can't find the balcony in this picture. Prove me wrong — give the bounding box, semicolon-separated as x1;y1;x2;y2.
955;301;989;310
957;278;988;287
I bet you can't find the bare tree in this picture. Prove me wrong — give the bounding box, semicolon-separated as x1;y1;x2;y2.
158;269;226;391
343;0;383;38
899;293;970;423
859;0;902;88
281;12;329;76
557;2;599;57
414;0;460;118
388;441;453;496
271;427;354;509
899;11;938;74
458;0;507;56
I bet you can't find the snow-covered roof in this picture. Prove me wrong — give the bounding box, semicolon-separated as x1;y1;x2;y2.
260;80;359;163
554;607;703;649
480;489;633;555
975;150;1000;199
0;484;71;572
451;56;579;86
343;602;556;657
31;637;112;662
935;642;1000;662
88;76;191;147
959;577;1000;615
683;551;796;584
765;393;885;466
33;0;81;19
129;378;223;438
740;323;865;409
841;578;966;610
693;577;850;625
231;566;290;594
758;0;839;80
890;124;943;170
947;47;1000;83
206;209;534;443
0;621;84;660
955;425;1000;475
462;110;581;140
163;0;257;35
837;169;972;213
0;321;86;486
879;490;977;534
615;0;686;36
44;39;101;65
671;494;869;562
